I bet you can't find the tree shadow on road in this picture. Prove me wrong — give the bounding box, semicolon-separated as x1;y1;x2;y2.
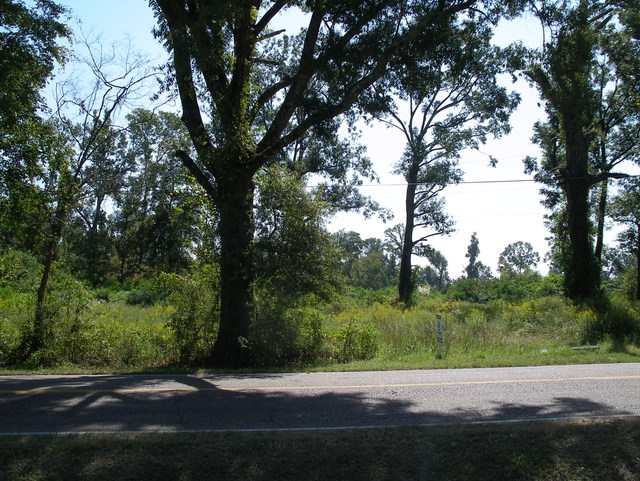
0;371;636;432
1;372;639;480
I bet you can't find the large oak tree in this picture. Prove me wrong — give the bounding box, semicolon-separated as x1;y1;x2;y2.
148;0;512;366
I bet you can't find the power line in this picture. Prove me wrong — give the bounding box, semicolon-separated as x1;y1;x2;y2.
308;174;639;189
309;178;536;188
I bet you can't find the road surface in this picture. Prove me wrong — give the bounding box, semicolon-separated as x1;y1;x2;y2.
1;363;639;435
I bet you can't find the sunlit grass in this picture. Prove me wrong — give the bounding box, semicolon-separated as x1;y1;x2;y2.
89;299;175;327
1;288;639;373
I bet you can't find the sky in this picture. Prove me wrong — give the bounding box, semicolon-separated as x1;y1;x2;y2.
55;1;636;278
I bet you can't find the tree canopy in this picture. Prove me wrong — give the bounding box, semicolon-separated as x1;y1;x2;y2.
523;0;640;300
148;0;517;365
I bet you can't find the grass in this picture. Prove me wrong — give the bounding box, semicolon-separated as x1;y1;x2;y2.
1;418;639;481
2;280;640;373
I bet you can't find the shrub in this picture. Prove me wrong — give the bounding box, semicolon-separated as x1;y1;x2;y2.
582;298;640;350
0;316;20;362
15;268;93;365
500;296;585;339
161;266;219;365
333;316;379;363
446;278;496;303
251;299;328;366
125;278;166;306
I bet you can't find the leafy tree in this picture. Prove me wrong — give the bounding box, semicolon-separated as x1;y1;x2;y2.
609;178;640;300
25;38;154;355
591;23;640;262
370;18;519;306
252;166;344;363
0;0;69;131
62;123;130;285
111;109;209;280
254;165;343;302
333;230;396;290
149;0;508;365
523;0;639;300
0;0;69;251
464;232;491;279
498;241;540;275
420;247;450;291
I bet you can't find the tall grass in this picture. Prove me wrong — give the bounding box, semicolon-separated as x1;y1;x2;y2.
1;267;639;370
328;295;639;368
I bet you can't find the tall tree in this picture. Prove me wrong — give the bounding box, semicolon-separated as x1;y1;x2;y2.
149;0;511;366
111;109;209;280
609;178;640;300
63;123;130;285
370;19;519;305
27;37;154;355
524;0;638;300
0;0;69;251
464;232;491;279
498;241;540;275
421;246;450;290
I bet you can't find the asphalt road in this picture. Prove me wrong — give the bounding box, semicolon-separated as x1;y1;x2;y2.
1;363;639;435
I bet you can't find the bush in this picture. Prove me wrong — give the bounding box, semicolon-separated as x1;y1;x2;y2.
446;278;496;303
161;266;219;365
125;278;167;306
582;298;640;350
0;316;20;363
251;299;328;366
333;316;379;363
9;267;93;365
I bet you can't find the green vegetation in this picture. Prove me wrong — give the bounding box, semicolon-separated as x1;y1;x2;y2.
1;419;639;481
2;249;638;372
1;1;639;370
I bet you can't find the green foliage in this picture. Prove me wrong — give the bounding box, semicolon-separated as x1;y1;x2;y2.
0;314;20;362
161;265;219;365
610;178;640;300
333;230;397;289
0;248;41;291
0;0;69;131
498;241;540;275
125;278;167;306
0;249;176;367
251;296;327;366
446;278;496;303
333;315;379;363
464;233;492;279
255;165;344;302
445;273;564;304
249;166;348;365
110;109;209;281
17;268;92;364
0;251;37;361
524;0;640;300
349;252;391;290
582;298;640;350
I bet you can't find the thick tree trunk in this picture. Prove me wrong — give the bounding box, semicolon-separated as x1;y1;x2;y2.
563;136;600;301
211;174;255;367
398;175;417;306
